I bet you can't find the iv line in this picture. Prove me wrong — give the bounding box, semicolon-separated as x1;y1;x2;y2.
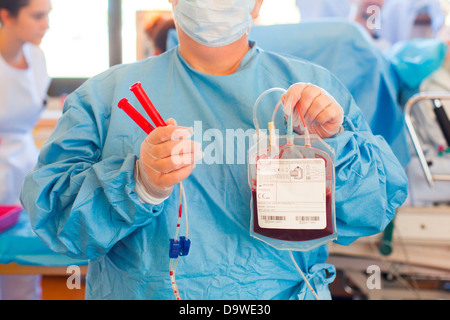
170;181;189;300
289;251;320;300
253;87;321;301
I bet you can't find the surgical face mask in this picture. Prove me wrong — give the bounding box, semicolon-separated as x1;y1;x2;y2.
173;0;255;47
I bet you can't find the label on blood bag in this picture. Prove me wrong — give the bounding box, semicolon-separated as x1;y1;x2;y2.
256;158;326;230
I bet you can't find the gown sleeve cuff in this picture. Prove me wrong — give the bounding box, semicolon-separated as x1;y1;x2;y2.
133;160;169;205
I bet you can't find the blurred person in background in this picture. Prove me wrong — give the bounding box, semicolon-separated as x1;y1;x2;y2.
145;15;175;56
0;0;51;300
297;0;446;50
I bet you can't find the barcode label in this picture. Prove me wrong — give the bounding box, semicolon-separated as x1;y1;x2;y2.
296;216;320;222
261;215;286;223
260;215;322;225
256;158;327;230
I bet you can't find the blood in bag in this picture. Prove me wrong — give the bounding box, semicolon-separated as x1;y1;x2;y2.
252;189;333;242
249;87;337;251
249;142;336;244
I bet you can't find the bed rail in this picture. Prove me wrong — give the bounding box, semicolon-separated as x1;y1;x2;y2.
404;92;450;188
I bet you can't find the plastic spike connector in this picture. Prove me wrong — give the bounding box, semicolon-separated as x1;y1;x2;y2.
169;239;181;259
179;237;191;256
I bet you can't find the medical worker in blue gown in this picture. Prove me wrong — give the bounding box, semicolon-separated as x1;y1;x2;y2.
20;0;408;300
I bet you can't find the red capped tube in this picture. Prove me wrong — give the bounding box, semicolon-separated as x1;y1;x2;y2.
130;82;166;128
118;98;155;134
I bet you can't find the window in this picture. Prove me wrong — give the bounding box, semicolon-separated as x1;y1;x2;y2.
258;0;300;25
41;0;109;78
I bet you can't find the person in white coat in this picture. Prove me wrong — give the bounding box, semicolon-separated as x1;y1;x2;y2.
0;0;51;300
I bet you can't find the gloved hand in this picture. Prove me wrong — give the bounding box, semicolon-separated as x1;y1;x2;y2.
136;118;202;203
281;83;344;138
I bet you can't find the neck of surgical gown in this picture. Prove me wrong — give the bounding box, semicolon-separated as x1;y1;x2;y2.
21;43;408;300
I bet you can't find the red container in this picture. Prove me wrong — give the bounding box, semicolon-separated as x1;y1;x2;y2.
0;205;22;233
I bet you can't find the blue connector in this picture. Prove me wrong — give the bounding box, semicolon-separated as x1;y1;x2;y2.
169;239;181;259
169;237;191;258
179;236;191;257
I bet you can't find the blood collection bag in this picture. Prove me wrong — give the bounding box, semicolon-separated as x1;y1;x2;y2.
248;88;338;251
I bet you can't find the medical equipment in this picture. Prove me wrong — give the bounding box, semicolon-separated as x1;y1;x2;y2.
118;82;168;134
329;92;450;300
250;88;337;250
130;82;166;128
432;98;450;146
0;205;22;233
118;82;190;300
405;92;450;188
249;88;338;300
118;99;155;134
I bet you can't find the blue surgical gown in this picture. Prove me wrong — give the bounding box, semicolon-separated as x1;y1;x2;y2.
20;43;408;300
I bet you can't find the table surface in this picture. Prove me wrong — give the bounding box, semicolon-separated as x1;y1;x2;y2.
0;210;88;270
